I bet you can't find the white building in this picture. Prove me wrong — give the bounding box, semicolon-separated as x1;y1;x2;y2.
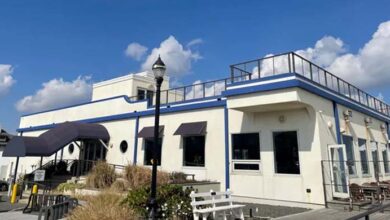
3;52;390;208
0;129;12;181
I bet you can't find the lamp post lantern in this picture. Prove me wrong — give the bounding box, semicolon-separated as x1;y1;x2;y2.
148;55;166;219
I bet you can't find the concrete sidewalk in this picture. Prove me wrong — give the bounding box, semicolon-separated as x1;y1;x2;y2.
0;193;26;213
0;211;38;220
274;208;390;220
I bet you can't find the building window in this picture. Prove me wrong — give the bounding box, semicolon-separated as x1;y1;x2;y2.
137;88;154;101
68;144;74;154
120;141;128;154
232;133;260;171
358;139;369;175
144;138;162;166
342;135;356;175
381;143;390;174
183;136;205;167
273;131;300;174
371;141;380;175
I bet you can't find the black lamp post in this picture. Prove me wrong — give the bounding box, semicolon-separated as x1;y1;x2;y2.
148;55;166;219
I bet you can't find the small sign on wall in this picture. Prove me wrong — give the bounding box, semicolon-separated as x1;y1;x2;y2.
34;170;45;182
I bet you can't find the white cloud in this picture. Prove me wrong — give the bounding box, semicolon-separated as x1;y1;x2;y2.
296;36;346;67
327;21;390;88
295;21;390;89
141;36;202;78
187;38;203;47
125;42;148;61
186;79;226;99
0;64;15;96
16;76;92;113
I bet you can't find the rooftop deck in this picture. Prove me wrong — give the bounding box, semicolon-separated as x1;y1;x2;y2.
138;52;389;117
21;52;390;121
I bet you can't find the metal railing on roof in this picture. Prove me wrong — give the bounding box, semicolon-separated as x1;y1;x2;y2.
230;52;390;117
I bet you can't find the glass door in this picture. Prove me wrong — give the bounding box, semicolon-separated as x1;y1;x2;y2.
328;144;350;198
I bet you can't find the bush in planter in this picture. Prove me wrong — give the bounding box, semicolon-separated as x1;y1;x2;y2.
69;191;135;220
123;184;193;219
110;179;127;192
86;161;116;189
123;165;170;189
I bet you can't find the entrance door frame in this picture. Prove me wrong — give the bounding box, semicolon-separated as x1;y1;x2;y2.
328;144;350;199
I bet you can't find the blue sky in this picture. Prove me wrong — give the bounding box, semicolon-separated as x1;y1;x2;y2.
1;0;390;132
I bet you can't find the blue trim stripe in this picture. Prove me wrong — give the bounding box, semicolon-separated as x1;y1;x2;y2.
296;77;390;123
333;101;342;144
18;99;226;132
224;106;230;190
133;116;140;165
223;79;300;97
224;74;390;123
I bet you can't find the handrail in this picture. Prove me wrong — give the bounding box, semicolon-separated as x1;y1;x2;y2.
230;52;390;117
346;201;390;220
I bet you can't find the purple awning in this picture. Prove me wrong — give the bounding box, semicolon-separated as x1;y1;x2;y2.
138;126;164;138
3;122;110;157
174;121;207;136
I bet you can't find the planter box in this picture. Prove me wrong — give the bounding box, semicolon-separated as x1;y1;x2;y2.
179;181;220;193
75;188;101;196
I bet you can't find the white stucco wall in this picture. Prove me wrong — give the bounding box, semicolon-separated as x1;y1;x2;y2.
8;74;390;208
136;107;226;187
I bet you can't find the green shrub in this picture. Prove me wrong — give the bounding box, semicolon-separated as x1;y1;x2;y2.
123;184;192;219
56;182;85;193
123;165;170;189
86;161;116;189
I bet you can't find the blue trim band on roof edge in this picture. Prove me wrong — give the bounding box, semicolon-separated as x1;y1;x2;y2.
133;116;140;165
223;79;299;97
157;95;223;108
223;74;390;122
223;106;230;190
333;101;342;144
295;78;390;122
227;72;295;87
22;95;148;117
17;99;226;132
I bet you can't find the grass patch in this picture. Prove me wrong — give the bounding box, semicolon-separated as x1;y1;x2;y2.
68;191;136;220
123;164;169;189
86;161;116;189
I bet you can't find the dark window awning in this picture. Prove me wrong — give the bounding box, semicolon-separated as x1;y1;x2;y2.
3;122;110;157
174;121;207;136
138;126;164;138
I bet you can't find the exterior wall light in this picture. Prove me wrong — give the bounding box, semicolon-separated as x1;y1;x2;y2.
380;123;387;131
365;117;373;128
343;110;352;122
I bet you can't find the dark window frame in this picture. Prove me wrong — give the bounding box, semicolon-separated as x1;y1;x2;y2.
380;143;390;174
342;135;356;176
182;135;206;167
231;132;261;171
273;130;300;175
358;138;370;176
143;137;162;166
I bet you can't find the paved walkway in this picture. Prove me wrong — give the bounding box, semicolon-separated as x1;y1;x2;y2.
0;211;38;220
0;193;26;213
274;208;390;220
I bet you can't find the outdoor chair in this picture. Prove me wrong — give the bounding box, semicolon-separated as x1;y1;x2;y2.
349;183;366;202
